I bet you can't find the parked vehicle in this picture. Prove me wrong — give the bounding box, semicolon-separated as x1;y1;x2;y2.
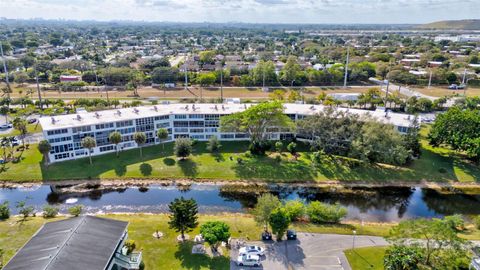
448;84;458;89
0;123;12;130
11;138;21;146
239;245;265;256
261;231;272;241
287;229;297;240
28;118;37;124
236;254;261;267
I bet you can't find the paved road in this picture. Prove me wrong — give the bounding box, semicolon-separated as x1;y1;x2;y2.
230;233;388;270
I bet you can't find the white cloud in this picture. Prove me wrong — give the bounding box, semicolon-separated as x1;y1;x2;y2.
0;0;478;23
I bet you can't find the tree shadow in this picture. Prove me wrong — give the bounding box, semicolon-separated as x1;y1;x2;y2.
212;153;225;162
140;163;153;176
163;158;176;166
178;159;198;179
174;241;229;270
114;164;127;177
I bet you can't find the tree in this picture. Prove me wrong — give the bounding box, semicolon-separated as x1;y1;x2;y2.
68;205;83;217
287;142;297;155
280;56;302;86
200;221;231;251
42;205;59;218
253;194;281;231
151;66;178;84
196;72;216;86
157;128;169;150
220;101;293;146
16;200;34;219
384;245;422;270
0;106;8;123
251;60;277;86
109;131;122;157
388;218;470;269
81;136;97;165
174;138;193;159
275;141;283;152
428;106;480;161
126;72;144;96
0;201;9;220
12;117;27;147
37;140;52;166
284;199;305;221
133;132;147;158
206;136;221;153
199;50;216;64
306;201;347;223
269;207;290;241
168;197;199;240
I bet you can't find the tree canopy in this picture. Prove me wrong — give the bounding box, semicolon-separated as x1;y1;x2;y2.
168;197;199;240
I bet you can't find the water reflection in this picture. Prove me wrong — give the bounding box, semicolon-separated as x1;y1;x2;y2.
0;184;480;222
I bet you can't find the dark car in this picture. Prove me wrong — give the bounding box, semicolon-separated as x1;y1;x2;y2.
27;118;37;124
261;231;272;241
287;229;297;240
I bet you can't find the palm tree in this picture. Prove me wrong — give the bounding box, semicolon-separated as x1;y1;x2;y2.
12;117;27;147
133;132;147;158
108;131;122;157
0;106;8;123
81;136;97;165
157;128;169;150
37;140;51;166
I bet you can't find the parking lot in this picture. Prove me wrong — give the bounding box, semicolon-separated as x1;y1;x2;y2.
230;233;387;270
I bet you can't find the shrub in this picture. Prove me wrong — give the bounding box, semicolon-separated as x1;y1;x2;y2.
42;205;59;218
16;201;34;218
475;216;480;230
275;141;283;152
68;205;83;217
312;150;326;166
274;155;282;163
443;215;465;232
287;142;297;155
0;201;10;220
269;207;290;241
244;150;253;158
306;201;347;223
206;136;221;153
174;138;193;159
124;240;136;254
249;141;271;155
284;199;305;221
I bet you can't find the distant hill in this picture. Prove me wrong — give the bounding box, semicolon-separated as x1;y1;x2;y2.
416;19;480;30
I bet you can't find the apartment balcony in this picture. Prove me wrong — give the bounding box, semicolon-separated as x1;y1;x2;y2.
112;251;143;270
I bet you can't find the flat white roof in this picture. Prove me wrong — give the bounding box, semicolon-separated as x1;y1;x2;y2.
39;103;415;131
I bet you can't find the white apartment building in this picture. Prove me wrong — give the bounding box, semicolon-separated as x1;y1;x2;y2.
39;103;416;163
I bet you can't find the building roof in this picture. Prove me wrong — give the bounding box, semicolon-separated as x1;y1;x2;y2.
39;103;415;131
3;216;128;270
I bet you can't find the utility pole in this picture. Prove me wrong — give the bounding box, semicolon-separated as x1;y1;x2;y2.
428;70;433;89
343;46;350;88
0;42;11;99
184;57;188;91
462;68;467;85
220;62;223;102
384;80;390;109
34;64;43;110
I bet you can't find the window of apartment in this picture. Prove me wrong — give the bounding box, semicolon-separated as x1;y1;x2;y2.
95;123;115;130
235;133;249;138
47;129;68;136
116;120;133;128
397;126;408;133
190;128;204;133
220;134;235;139
190;135;204;139
50;143;73;154
204;128;217;133
118;127;135;134
154;115;169;121
72;126;91;133
174;115;187;119
189;121;204;127
99;145;115;152
156;122;170;128
173;121;189;127
174;128;188;133
189;114;204;119
48;136;72;144
204;114;220;120
54;153;70;160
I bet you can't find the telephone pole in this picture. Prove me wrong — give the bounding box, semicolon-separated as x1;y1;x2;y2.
0;42;11;98
34;63;43;110
343;46;350;88
428;69;433;89
220;63;224;102
184;57;188;91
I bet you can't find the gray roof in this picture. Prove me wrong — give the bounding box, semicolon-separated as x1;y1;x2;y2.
4;216;128;270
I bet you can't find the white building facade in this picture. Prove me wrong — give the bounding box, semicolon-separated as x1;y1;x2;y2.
39;103;416;163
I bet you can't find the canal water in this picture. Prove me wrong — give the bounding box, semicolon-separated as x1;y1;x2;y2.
1;184;480;222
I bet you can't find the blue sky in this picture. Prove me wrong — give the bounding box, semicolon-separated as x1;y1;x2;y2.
0;0;478;24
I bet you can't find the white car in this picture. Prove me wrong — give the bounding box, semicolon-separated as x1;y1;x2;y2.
239;245;265;256
236;254;261;267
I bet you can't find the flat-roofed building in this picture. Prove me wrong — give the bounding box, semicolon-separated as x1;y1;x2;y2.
39;103;416;163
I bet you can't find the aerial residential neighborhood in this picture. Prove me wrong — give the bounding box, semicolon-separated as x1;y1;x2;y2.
0;1;480;270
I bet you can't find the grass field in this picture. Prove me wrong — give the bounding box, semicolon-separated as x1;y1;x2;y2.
345;246;387;270
413;86;480;98
0;214;393;269
0;126;479;183
0;123;42;138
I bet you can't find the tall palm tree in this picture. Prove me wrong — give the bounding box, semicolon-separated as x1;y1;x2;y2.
12;117;27;147
81;136;97;165
157;128;169;150
108;131;122;157
133;132;147;158
37;140;51;166
0;106;8;123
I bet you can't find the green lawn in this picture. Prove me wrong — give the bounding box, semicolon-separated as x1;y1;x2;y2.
0;126;479;183
345;246;387;270
0;123;42;138
0;214;393;269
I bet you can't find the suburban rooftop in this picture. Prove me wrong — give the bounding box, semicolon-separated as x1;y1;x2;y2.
39;103;416;131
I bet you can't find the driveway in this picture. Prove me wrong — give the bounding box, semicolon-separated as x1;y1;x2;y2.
230;233;388;270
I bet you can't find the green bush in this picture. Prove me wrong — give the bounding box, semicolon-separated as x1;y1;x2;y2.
284;199;305;221
443;215;465;231
275;141;283;152
124;240;136;254
0;201;10;220
174;138;193;159
306;201;347;223
287;142;297;155
68;205;83;217
475;216;480;230
42;205;59;218
206;136;221;153
274;155;282;163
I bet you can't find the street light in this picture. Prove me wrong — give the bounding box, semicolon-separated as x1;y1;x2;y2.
352;230;357;250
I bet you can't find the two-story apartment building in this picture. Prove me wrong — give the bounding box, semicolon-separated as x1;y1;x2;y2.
39;103;416;163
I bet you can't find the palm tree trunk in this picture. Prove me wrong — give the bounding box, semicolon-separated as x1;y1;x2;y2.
116;145;119;157
89;152;92;165
140;146;143;158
